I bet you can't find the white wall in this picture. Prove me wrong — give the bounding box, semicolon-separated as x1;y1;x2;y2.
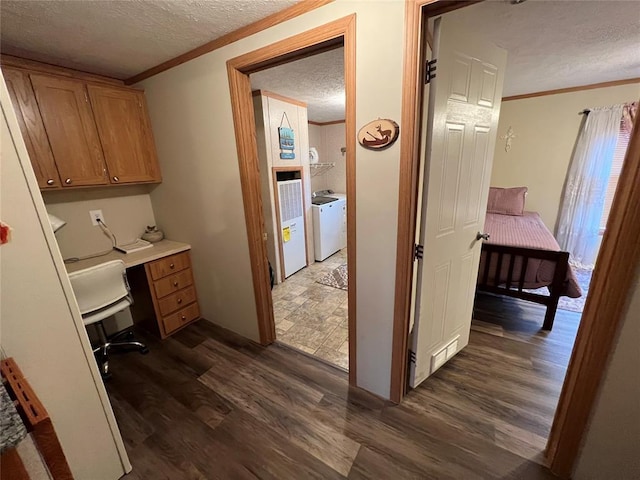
491;83;640;230
0;76;128;479
573;265;640;479
310;122;347;194
43;187;156;259
139;0;404;398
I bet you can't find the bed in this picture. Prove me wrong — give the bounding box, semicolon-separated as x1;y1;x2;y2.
476;187;582;331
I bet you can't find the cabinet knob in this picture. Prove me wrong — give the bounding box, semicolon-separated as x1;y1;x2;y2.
177;298;183;304
113;176;119;182
47;179;55;185
170;263;175;269
173;281;178;287
65;178;72;184
181;315;187;321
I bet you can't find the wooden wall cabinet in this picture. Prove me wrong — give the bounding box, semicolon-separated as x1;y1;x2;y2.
30;73;109;187
3;68;62;189
2;62;162;190
88;85;161;184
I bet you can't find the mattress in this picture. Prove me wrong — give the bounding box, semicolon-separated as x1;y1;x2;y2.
481;212;582;298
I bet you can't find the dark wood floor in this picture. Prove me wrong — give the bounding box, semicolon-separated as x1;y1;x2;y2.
106;295;580;479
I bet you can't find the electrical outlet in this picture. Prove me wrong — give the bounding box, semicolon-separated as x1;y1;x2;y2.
89;209;105;226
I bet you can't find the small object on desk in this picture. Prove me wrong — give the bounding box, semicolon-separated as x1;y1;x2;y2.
141;225;164;243
114;238;153;254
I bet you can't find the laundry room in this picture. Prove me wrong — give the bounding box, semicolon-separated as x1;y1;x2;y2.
250;46;349;371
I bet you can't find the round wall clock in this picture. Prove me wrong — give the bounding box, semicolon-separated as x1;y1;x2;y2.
357;118;400;150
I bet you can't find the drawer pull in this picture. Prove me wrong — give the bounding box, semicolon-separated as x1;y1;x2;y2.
173;281;178;287
65;178;72;184
170;263;175;269
47;179;55;185
181;315;187;321
177;298;183;304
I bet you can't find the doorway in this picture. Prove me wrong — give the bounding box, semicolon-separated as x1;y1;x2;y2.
248;49;349;370
392;1;640;477
227;15;356;383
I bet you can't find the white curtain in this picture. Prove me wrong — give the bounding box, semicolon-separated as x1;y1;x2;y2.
556;105;623;269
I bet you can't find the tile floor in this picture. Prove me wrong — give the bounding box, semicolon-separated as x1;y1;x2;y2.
272;249;348;370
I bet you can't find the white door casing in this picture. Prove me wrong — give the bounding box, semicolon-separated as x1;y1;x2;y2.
410;15;507;387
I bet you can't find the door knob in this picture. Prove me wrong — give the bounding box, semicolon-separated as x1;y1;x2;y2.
476;232;490;241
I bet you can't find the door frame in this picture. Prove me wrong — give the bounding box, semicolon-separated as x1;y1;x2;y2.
390;1;640;478
227;15;357;384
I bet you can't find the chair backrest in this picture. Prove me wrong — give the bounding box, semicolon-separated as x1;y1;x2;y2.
68;260;129;315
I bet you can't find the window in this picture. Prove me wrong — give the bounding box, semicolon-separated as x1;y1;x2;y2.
600;123;631;232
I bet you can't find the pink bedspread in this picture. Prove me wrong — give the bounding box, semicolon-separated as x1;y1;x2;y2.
481;212;582;298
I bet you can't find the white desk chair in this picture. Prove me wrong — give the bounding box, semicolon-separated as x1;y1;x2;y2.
68;260;148;378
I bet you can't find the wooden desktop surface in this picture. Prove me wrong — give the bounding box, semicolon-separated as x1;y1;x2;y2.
64;240;191;273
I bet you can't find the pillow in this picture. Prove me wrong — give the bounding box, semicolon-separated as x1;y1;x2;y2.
487;187;528;216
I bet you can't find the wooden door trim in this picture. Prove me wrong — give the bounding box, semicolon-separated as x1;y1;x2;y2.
547;118;640;478
126;0;335;85
271;166;311;282
227;15;357;384
392;0;640;476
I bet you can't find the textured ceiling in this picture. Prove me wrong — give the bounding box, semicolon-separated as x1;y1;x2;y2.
0;0;299;79
0;0;637;117
251;47;345;123
442;0;640;97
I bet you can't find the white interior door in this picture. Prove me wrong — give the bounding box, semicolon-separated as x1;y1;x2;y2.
410;15;507;388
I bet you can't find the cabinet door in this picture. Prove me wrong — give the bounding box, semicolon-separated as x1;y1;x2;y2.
3;68;61;189
30;74;108;187
87;85;161;184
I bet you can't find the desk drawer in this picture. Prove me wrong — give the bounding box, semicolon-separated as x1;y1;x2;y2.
163;302;200;335
153;269;192;298
157;286;197;316
148;251;190;280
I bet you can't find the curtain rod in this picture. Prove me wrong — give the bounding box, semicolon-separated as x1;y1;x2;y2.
579;109;590;115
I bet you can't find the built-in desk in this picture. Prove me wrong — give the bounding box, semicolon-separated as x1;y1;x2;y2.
65;240;201;338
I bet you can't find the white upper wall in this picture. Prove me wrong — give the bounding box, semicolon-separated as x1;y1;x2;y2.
43;188;156;259
139;0;404;398
491;82;640;230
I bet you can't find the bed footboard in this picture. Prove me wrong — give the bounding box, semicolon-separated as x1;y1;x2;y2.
477;244;570;330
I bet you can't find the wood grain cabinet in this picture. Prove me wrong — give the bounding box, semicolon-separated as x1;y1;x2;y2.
30;73;109;187
3;68;62;189
144;251;201;338
87;85;161;184
2;62;162;190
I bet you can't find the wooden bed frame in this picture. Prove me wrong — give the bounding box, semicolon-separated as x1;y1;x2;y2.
476;243;570;331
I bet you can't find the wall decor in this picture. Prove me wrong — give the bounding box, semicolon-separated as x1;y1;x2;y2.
357;118;400;150
500;126;518;152
278;112;295;159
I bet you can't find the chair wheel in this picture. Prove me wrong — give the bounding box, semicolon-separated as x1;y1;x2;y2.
140;347;149;355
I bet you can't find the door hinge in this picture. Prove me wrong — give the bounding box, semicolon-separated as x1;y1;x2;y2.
414;243;424;260
409;350;417;365
425;59;437;84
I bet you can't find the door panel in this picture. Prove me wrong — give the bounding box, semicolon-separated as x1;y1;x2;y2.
88;85;160;184
3;68;61;189
410;15;507;388
30;74;107;186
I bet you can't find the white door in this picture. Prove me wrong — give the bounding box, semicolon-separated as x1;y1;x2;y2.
409;15;507;387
